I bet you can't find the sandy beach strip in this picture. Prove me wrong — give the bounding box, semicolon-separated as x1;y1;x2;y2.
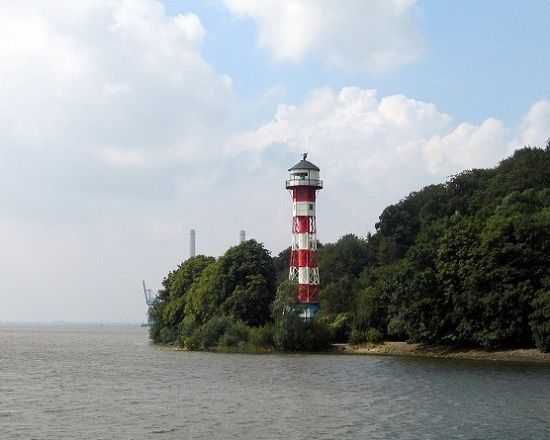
333;341;550;363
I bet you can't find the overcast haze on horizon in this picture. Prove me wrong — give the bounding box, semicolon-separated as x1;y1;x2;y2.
1;0;550;323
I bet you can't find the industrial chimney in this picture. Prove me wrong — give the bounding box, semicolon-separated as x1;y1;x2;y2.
190;229;196;258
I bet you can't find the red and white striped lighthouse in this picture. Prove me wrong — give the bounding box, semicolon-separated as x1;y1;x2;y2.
286;153;323;318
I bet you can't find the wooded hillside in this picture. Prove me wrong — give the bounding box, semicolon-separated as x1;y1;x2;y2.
150;146;550;353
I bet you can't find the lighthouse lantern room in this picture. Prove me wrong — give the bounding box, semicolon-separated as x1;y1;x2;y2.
286;153;323;319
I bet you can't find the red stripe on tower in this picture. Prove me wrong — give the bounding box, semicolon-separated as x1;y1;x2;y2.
285;154;323;312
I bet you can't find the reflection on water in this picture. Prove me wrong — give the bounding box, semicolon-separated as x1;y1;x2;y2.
1;325;549;439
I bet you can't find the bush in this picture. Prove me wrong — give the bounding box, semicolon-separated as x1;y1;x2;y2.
218;320;251;350
348;328;365;345
365;327;383;344
475;329;507;351
179;315;198;343
248;325;275;350
348;327;383;345
326;313;352;342
530;291;550;353
182;316;234;350
387;316;408;340
273;312;331;351
158;327;177;344
183;328;205;351
201;316;234;347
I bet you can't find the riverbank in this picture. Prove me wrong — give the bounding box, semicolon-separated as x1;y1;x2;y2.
333;341;550;363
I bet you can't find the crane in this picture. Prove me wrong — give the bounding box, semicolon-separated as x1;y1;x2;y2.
142;280;156;306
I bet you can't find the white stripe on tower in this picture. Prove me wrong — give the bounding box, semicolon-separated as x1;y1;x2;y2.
292;201;316;217
292;233;318;250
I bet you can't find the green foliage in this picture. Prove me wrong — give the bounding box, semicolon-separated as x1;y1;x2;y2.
218;320;251;350
353;266;396;338
148;255;215;344
348;328;365;345
270;279;299;318
150;147;550;354
185;240;276;326
319;276;355;316
162;256;215;327
325;312;352;342
273;247;291;286
221;274;272;327
319;234;370;285
272;311;331;352
248;325;275;351
150;240;277;350
365;328;383;344
530;291;550;352
315;234;370;342
349;327;383;345
355;147;550;352
200;316;236;348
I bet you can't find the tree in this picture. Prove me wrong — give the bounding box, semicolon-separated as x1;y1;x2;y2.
148;256;215;343
162;256;215;328
273;246;291;286
435;215;483;343
319;234;370;285
530;291;550;352
222;274;273;326
185;240;276;326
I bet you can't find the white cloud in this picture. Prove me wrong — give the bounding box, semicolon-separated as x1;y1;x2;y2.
508;100;550;152
0;0;234;208
1;1;548;323
423;119;509;175
0;0;236;322
229;87;550;242
223;0;424;72
99;147;147;167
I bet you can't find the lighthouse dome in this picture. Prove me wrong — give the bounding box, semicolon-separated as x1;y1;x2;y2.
286;153;322;189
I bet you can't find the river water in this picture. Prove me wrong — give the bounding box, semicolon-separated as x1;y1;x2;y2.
1;325;549;439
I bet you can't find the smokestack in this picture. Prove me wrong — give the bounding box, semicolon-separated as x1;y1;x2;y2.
190;229;196;258
239;230;245;243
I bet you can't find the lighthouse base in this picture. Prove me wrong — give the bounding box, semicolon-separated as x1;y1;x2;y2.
294;303;320;322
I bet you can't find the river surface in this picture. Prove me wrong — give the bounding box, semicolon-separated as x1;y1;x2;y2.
1;325;549;439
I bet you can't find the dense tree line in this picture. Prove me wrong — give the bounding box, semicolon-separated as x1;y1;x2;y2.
148;240;330;351
150;146;550;352
319;146;550;352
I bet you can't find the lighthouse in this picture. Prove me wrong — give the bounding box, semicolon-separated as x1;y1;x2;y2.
286;153;323;319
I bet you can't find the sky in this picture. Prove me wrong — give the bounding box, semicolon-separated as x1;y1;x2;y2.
1;0;549;323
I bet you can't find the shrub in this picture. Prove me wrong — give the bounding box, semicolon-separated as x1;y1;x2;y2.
182;316;235;350
348;328;366;345
327;313;352;343
218;320;251;350
201;316;234;347
158;327;177;344
248;325;275;350
530;291;550;353
475;329;507;351
348;327;383;345
183;328;205;351
273;312;331;351
365;327;383;344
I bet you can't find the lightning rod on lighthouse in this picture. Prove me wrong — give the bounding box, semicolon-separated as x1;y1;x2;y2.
286;153;323;320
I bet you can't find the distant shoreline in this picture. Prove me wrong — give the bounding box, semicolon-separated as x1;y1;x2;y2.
333;341;550;364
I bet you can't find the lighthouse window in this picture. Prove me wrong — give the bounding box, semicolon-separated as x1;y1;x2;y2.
309;204;314;210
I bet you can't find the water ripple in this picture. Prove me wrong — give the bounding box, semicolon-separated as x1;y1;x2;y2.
1;325;549;439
